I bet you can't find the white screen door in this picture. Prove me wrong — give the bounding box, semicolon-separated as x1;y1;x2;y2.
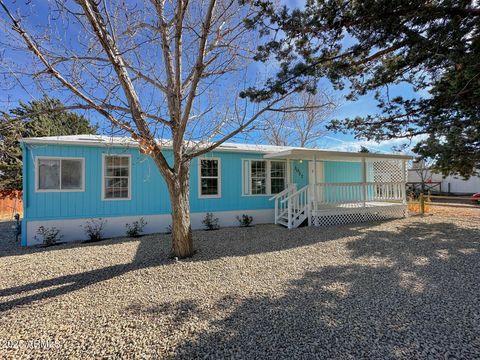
308;161;324;184
309;161;324;203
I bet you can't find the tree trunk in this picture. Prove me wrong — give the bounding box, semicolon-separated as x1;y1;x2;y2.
167;163;193;258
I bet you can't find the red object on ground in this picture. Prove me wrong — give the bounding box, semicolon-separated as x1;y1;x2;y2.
472;193;480;203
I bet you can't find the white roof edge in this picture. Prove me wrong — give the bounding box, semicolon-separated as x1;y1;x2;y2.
21;137;137;147
19;135;291;154
264;148;413;160
20;135;413;159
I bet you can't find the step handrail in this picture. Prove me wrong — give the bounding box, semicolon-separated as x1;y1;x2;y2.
271;184;296;225
284;184;310;229
280;184;309;204
269;184;296;201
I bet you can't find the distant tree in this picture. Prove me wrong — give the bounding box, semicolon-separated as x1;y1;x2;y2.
243;0;480;177
261;91;337;147
358;146;370;153
410;159;433;194
0;97;97;193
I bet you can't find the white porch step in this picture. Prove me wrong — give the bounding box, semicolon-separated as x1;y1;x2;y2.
277;211;306;228
272;184;310;229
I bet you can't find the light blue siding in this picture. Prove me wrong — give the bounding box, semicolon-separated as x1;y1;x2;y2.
324;161;362;183
23;144;279;221
323;161;363;202
292;160;308;188
190;152;276;212
23;144;365;223
24;145;170;220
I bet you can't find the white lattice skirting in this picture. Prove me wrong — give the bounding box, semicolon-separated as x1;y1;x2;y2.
311;205;407;227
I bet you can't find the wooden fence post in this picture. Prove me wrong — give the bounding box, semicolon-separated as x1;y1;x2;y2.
420;192;425;214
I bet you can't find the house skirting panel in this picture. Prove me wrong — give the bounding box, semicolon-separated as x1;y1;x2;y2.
24;209;275;246
311;204;407;227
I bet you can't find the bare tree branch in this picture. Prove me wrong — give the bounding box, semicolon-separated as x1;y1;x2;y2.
0;0;135;135
0;0;299;257
261;91;339;147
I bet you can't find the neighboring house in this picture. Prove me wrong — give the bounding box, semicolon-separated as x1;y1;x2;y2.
408;165;480;194
20;135;412;246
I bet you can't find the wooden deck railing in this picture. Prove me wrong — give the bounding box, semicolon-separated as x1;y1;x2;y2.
310;182;406;210
272;182;407;228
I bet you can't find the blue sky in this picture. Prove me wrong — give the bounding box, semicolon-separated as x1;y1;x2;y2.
320;82;425;153
0;0;424;154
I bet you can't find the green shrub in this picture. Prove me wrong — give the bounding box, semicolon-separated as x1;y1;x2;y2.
125;217;147;237
202;212;219;230
82;218;107;242
236;214;253;227
36;226;63;246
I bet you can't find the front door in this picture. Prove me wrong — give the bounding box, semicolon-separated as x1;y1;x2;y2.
308;161;324;185
292;160;309;188
309;161;325;203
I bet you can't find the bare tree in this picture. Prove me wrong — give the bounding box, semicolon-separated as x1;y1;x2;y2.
261;91;337;147
0;0;297;257
411;159;434;193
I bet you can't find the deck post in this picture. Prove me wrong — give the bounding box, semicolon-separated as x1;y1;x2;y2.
274;198;278;224
307;202;312;226
362;157;367;207
287;200;292;229
313;154;317;204
401;160;407;205
287;158;291;185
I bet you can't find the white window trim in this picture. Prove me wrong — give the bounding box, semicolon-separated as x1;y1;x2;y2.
198;157;221;199
242;159;287;196
102;154;132;201
35;156;85;193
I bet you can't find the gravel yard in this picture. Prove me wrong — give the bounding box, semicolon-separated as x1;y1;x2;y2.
1;210;479;359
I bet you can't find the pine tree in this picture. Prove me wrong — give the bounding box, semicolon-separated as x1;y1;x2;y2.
0;97;97;193
244;0;480;176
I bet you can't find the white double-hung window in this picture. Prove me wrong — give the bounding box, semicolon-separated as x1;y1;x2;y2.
103;155;131;200
36;157;84;192
243;159;287;195
199;158;221;198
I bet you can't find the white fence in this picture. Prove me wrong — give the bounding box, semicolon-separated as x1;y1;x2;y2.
310;182;406;210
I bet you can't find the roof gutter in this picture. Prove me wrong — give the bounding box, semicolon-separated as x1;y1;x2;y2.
19;138;279;154
264;149;413;161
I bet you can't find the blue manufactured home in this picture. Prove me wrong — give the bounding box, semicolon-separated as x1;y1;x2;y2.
21;135;411;246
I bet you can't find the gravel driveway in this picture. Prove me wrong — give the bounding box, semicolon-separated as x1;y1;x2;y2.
1;210;479;359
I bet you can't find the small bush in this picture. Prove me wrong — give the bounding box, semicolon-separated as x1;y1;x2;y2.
202;212;219;230
82;218;107;242
236;214;253;227
165;224;172;234
126;217;147;237
36;226;63;246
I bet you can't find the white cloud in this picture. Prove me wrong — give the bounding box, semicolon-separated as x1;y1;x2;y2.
320;134;428;153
